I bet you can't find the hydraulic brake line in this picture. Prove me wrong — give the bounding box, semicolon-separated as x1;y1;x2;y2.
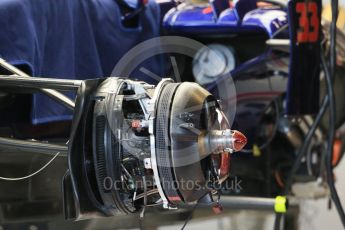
0;151;61;181
0;140;68;181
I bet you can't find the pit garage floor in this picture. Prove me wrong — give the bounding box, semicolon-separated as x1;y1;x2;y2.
157;158;345;230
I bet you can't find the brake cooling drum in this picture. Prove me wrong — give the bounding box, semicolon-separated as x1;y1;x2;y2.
64;77;246;219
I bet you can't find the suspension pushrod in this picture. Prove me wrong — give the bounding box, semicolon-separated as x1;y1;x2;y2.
0;75;82;91
0;58;76;110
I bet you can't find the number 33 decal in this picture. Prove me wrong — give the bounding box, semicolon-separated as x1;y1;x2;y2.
296;2;319;43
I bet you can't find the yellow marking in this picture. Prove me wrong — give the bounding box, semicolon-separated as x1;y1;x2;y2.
275;196;287;213
253;144;261;157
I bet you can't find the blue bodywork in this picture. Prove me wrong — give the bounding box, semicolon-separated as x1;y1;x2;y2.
286;0;322;115
163;2;288;37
